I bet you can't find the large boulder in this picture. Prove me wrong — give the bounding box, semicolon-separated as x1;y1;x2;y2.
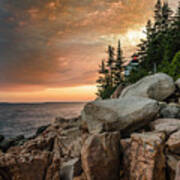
81;96;159;134
175;79;180;89
150;118;180;135
81;132;120;180
166;130;180;154
160;103;180;118
120;73;175;101
130;132;166;180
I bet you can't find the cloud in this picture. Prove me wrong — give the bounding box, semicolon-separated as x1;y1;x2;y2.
0;0;178;92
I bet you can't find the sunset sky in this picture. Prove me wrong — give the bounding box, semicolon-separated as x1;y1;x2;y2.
0;0;178;102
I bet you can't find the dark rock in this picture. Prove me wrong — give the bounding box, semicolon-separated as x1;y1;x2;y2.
36;125;50;136
0;135;25;152
0;135;4;143
160;103;180;118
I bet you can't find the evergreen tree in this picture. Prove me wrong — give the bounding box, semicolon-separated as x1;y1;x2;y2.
96;60;109;98
170;51;180;80
114;40;123;85
161;2;173;31
154;0;162;32
107;45;115;87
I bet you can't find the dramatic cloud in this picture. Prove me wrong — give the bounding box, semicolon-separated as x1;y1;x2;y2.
0;0;178;94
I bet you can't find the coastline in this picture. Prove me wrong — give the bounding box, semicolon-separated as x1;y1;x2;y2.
0;73;180;179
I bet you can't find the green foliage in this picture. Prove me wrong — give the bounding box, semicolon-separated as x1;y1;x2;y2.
96;41;124;99
125;67;149;84
96;86;116;100
169;51;180;80
96;0;180;98
127;0;180;83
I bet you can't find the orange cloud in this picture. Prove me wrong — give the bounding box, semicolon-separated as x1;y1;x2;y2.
0;0;178;101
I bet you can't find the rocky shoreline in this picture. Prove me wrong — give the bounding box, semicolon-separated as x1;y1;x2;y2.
0;73;180;180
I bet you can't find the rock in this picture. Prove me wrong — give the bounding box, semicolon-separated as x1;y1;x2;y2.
175;161;180;180
81;132;120;180
0;135;4;143
130;132;166;180
150;118;180;135
59;127;83;162
0;139;13;152
167;130;180;154
176;79;180;89
120;138;131;180
73;173;86;180
166;154;180;180
120;73;175;101
54;116;81;130
0;150;51;180
0;135;26;152
111;84;125;98
0;126;61;180
36;124;50;136
60;158;82;180
160;103;180;118
82;96;159;134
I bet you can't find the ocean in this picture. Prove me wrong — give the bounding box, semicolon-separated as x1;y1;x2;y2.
0;102;86;138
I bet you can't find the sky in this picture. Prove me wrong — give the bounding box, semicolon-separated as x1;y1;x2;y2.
0;0;179;102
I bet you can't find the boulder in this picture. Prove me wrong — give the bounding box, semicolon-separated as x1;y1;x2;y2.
175;161;180;180
130;132;166;180
73;173;87;180
150;118;180;135
54;116;82;130
166;130;180;154
58;127;83;162
175;79;180;89
160;103;180;118
0;150;51;180
81;96;159;134
111;84;125;98
120;138;131;180
0;126;61;180
60;158;82;180
166;154;180;180
81;132;120;180
120;73;175;101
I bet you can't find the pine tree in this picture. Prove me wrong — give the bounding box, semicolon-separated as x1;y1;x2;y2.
96;60;108;98
161;2;173;32
154;0;162;32
114;40;123;85
107;45;115;87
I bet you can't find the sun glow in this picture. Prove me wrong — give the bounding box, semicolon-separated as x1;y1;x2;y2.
125;28;146;46
0;85;97;102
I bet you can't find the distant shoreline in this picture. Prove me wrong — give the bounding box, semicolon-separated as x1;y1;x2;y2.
0;101;87;105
